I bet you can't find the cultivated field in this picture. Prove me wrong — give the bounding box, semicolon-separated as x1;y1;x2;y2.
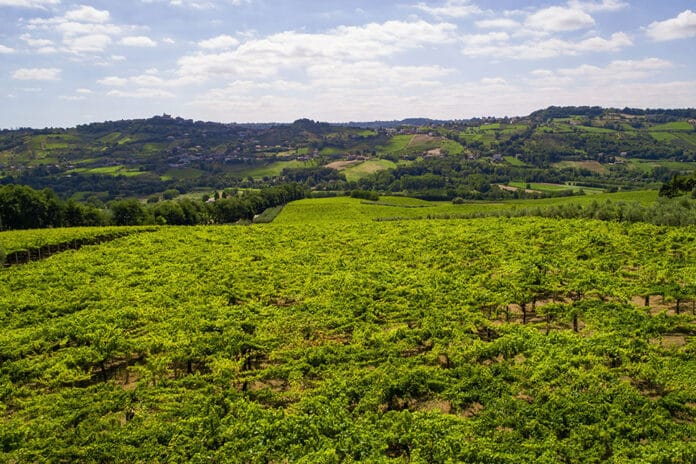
1;193;694;462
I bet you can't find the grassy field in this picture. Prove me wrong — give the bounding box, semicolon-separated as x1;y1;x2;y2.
141;143;166;156
458;129;496;147
626;159;696;174
504;156;527;166
500;123;529;133
648;121;694;131
252;205;285;223
377;135;464;157
342;160;397;182
650;132;680;143
69;165;146;177
439;138;465;155
378;135;412;154
226;160;314;179
319;147;344;156
674;132;696;147
274;190;659;224
574;125;616;134
508;182;604;194
160;167;205;181
553;160;608;174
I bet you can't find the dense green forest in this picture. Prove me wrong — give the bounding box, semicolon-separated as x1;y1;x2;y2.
1;196;695;462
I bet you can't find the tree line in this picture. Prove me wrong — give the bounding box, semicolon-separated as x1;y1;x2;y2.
0;183;307;230
452;197;696;227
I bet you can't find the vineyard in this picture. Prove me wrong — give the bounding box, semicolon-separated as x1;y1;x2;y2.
1;197;695;462
0;226;156;265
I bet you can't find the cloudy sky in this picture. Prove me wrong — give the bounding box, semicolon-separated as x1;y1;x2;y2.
1;0;695;128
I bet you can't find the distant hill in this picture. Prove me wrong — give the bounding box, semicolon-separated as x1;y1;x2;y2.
1;107;695;201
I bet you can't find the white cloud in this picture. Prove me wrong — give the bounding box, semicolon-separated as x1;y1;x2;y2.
189;59;457;123
480;77;507;86
168;0;215;8
0;0;60;8
119;36;157;47
177;20;457;82
165;0;249;7
414;0;482;18
572;32;632;52
475;18;520;29
526;6;595;32
12;67;61;80
556;57;672;82
518;79;696;114
64;5;109;23
106;88;175;98
98;69;194;92
50;21;123;38
198;34;239;50
461;31;509;46
197;80;308;100
0;44;15;53
180;71;696;123
59;95;86;101
23;5;140;55
97;76;129;86
568;0;628;13
462;31;631;59
20;33;53;47
130;74;165;86
63;33;112;53
76;88;93;94
471;2;626;39
307;61;453;90
646;10;696;42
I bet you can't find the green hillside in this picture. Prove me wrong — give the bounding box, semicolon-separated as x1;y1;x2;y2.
1;107;695;202
1;196;695;462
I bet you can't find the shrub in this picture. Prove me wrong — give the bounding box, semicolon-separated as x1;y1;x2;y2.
350;190;380;201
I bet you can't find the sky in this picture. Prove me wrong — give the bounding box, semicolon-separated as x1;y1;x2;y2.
1;0;696;128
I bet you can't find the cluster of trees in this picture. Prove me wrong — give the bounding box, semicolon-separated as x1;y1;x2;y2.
530;106;696;121
1;170;174;200
660;173;696;197
510;131;690;164
149;183;306;225
0;183;307;230
347;157;611;201
529;105;606;121
281;166;345;185
349;189;380;201
0;184;104;230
